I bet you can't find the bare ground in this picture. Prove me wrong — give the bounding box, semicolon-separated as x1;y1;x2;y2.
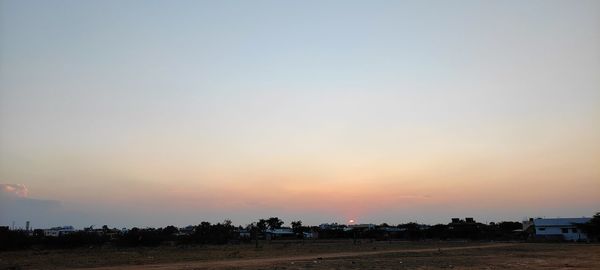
2;241;599;270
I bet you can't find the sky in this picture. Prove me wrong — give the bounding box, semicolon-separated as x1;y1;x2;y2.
1;0;599;229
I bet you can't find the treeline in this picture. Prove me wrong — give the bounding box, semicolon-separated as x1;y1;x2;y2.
1;219;518;250
2;214;599;251
0;221;237;250
318;221;524;241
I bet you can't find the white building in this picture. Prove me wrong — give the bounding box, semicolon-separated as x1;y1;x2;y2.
44;226;75;237
532;218;590;241
265;227;295;239
265;227;294;235
303;231;318;239
238;229;251;238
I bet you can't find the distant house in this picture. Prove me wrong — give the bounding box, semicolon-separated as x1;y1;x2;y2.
303;231;318;239
380;226;405;233
238;229;251;238
530;218;591;241
44;226;75;237
178;225;195;236
265;227;295;239
348;224;376;230
319;223;345;230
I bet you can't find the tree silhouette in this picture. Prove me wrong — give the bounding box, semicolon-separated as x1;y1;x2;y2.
246;223;260;248
257;219;268;232
578;212;600;241
163;225;178;236
266;217;284;230
291;220;304;239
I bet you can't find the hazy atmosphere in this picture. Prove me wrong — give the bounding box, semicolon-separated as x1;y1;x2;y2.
1;0;599;229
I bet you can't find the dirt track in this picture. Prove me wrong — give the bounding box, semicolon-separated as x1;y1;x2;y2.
76;243;517;270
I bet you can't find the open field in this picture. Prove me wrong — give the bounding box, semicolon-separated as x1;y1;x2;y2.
1;241;599;270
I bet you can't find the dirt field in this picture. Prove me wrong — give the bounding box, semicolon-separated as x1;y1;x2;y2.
1;241;599;270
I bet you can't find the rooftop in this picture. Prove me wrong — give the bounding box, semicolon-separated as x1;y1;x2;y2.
533;218;591;227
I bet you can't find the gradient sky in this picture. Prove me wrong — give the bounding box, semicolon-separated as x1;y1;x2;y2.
1;0;599;229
